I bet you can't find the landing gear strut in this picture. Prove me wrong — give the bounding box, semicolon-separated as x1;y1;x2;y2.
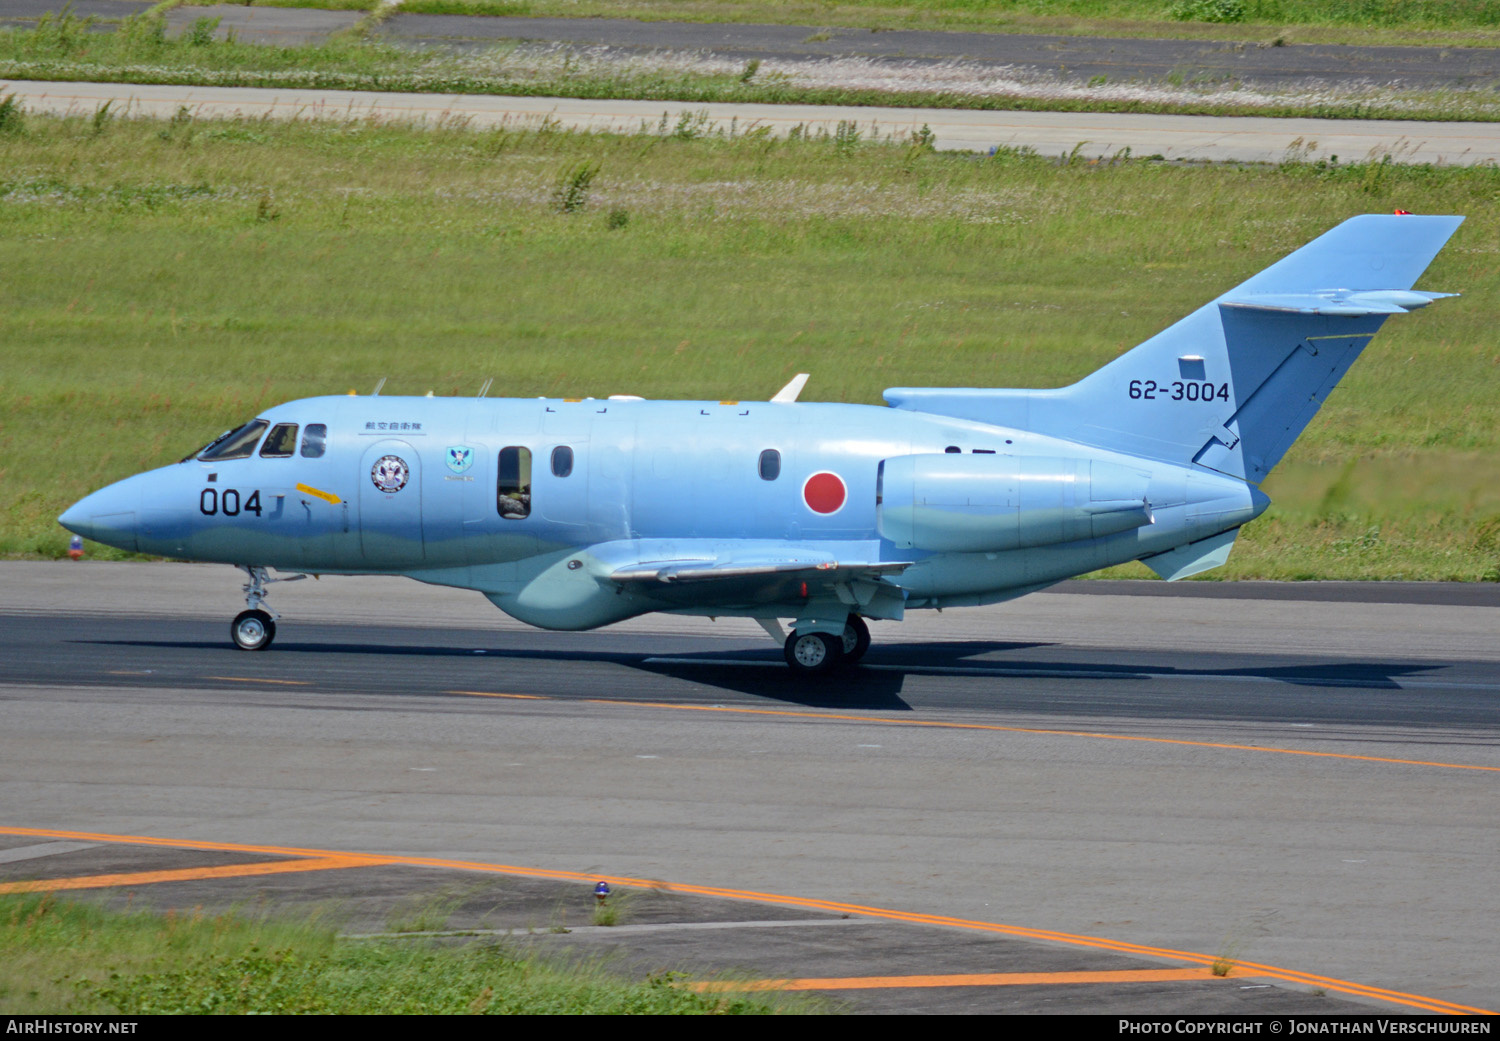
230;566;305;651
783;614;871;675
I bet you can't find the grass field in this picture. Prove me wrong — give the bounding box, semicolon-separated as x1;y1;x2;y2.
0;893;791;1014
8;13;1500;123
1;106;1497;579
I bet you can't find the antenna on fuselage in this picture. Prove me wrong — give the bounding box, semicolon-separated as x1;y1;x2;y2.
477;378;493;398
771;373;810;403
371;377;386;396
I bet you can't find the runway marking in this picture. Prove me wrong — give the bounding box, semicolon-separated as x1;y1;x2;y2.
0;856;371;893
1;826;1490;1016
205;675;311;686
588;698;1500;774
692;968;1225;991
445;686;1499;773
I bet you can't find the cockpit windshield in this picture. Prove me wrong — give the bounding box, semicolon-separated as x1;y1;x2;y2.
192;419;270;462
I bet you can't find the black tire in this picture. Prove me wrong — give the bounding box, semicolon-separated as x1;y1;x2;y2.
841;615;871;664
231;609;276;651
783;630;844;675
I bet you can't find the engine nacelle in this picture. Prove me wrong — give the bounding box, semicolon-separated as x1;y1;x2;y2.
877;454;1153;553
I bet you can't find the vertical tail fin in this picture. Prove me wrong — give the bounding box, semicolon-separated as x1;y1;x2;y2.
885;215;1463;482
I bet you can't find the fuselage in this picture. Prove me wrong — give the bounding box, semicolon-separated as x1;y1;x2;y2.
61;394;1265;630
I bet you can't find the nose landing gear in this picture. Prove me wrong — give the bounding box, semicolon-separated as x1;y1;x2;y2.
230;565;305;651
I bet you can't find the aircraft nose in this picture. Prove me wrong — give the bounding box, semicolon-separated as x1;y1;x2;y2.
58;481;142;553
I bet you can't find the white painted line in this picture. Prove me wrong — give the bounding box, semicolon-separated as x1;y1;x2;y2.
0;841;99;864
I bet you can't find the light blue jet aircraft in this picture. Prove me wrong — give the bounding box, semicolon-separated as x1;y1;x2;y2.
60;214;1462;674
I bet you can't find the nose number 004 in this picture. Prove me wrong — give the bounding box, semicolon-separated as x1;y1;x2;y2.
199;488;263;517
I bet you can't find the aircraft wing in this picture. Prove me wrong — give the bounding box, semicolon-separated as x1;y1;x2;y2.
611;558;910;584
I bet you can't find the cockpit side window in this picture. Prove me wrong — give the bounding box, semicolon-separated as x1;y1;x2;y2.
498;447;532;519
198;419;269;461
259;423;298;458
300;424;327;458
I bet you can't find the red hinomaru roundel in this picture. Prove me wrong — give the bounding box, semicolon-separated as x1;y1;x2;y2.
802;471;846;514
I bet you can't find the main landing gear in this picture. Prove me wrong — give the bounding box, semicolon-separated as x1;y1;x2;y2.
783;615;870;676
230;566;305;651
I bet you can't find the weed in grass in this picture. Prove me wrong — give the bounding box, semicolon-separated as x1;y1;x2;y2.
606;206;630;230
553;159;599;213
833;119;861;155
739;58;760;83
157;105;194;144
591;890;635;927
385;889;466;933
89;101;113;136
1168;0;1246;23
254;188;280;223
670;110;711;141
0;94;24;135
184;16;221;47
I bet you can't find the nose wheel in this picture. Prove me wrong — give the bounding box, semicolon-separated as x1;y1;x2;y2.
230;565;304;651
231;609;276;651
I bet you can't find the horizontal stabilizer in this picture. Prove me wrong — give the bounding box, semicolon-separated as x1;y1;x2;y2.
1222;290;1457;316
1140;529;1239;581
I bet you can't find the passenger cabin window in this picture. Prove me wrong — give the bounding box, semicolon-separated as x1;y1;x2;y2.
498;447;532;519
551;446;574;478
259;423;298;458
758;449;781;481
300;424;327;458
198;419;269;462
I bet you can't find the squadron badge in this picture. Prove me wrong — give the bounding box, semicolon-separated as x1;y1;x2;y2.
446;445;474;475
371;455;409;494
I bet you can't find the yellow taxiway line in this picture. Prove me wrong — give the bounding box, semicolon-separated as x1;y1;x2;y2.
0;856;370;893
694;968;1224;991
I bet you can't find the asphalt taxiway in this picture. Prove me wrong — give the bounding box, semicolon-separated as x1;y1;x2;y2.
1;563;1496;1014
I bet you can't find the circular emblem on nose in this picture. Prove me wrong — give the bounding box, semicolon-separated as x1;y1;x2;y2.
371;455;409;494
802;471;846;515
